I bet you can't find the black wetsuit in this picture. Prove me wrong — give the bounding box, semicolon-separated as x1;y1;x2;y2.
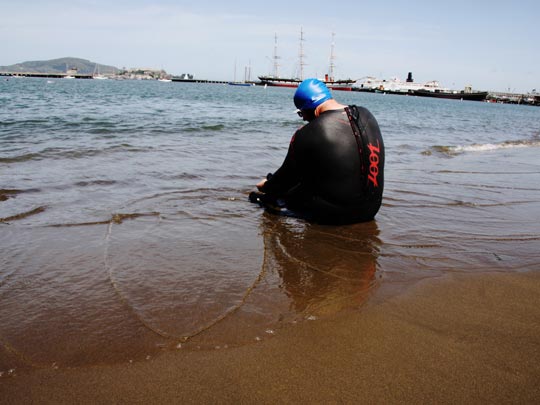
260;105;384;224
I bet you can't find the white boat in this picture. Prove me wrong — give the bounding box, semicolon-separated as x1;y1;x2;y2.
93;64;108;80
64;64;77;79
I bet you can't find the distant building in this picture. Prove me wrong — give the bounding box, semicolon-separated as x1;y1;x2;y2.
118;68;166;80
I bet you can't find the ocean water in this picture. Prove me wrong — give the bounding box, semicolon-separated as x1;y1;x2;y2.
1;78;539;371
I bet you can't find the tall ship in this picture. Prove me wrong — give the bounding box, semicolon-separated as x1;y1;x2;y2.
258;30;355;91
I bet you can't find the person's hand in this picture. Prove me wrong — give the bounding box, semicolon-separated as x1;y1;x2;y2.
256;179;267;191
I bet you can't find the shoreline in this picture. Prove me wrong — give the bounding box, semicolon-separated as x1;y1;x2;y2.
2;270;539;403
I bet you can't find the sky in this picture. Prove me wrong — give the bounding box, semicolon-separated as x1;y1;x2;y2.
2;0;539;93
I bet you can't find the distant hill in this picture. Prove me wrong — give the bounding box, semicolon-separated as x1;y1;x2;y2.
0;57;120;74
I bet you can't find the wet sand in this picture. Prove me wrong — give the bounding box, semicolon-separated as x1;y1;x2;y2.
2;270;539;404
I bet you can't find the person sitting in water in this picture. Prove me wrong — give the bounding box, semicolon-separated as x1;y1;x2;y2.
252;78;385;224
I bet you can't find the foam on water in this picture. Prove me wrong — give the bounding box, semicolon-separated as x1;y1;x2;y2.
423;136;540;156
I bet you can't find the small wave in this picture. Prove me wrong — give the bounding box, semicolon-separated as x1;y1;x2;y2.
0;206;46;222
163;172;205;181
0;188;40;201
182;124;225;133
0;189;22;201
125;187;242;209
74;180;117;187
47;211;160;227
88;128;116;135
0;144;151;163
0;153;42;164
202;124;225;131
423;138;540;156
0;119;50;127
454;139;540;152
279;120;302;128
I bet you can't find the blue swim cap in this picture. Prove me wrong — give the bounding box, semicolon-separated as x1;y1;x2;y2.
294;78;332;110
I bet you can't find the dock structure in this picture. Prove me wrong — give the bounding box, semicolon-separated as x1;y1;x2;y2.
0;71;93;79
0;71;225;83
487;91;539;105
171;77;228;84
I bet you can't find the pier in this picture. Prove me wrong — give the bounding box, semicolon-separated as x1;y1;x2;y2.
0;72;93;79
486;91;539;105
0;71;225;83
171;77;229;84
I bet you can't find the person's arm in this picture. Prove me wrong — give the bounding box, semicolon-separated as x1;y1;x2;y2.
259;140;301;197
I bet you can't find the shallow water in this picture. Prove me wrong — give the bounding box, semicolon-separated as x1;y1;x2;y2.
1;78;539;371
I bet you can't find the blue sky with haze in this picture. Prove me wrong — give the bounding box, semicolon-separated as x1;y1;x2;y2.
2;0;538;92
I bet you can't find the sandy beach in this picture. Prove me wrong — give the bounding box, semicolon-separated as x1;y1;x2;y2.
2;270;539;404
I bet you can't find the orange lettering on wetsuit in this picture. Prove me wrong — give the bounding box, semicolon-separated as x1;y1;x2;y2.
367;141;380;187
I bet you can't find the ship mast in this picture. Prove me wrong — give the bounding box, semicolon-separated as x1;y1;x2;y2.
272;33;280;78
328;32;336;82
298;27;306;80
245;60;251;83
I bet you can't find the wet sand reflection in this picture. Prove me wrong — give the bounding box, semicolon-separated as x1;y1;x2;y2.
0;205;381;371
261;213;380;317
